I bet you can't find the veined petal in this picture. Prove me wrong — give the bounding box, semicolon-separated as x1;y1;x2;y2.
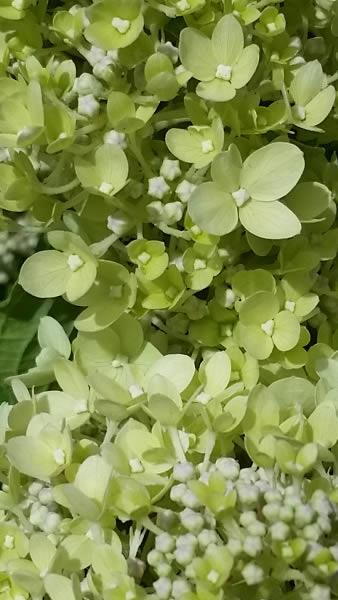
188;182;238;236
239;199;301;239
196;79;236;102
179;28;216;81
212;15;244;65
231;45;260;89
289;60;323;106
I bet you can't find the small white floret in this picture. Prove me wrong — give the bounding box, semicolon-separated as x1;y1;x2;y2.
216;457;240;480
153;577;172;600
111;17;130;34
99;182;114;195
67;254;84;272
53;448;65;465
201;139;214;154
216;64;232;81
173;462;195;482
232;187;250;207
261;319;274;336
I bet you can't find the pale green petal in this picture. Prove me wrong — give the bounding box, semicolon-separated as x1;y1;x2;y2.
211;145;242;191
179;28;215;81
188;182;238;235
7;437;58;481
145;354;195;393
44;575;80;600
241;142;305;202
54;359;89;399
74;455;112;505
237;323;274;360
53;484;100;520
196;79;236;102
303;86;336;128
239;199;301;239
19;251;70;298
286;181;331;220
66;261;97;303
231;44;259;89
203;351;232;396
38;317;71;358
273;310;300;351
29;534;56;574
166;128;218;167
239;291;279;325
211;15;244;65
289;60;323;106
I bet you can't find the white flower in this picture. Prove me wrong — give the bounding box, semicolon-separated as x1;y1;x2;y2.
243;535;263;557
153;577;172;600
270;521;290;541
104;129;127;149
173;462;195;482
155;533;175;553
180;508;204;533
215;458;240;480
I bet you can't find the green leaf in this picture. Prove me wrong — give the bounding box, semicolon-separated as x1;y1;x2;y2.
240;142;305;202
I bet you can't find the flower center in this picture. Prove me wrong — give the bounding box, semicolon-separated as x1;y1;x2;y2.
111;17;130;34
201;139;214;153
285;300;296;312
292;105;306;121
194;258;206;270
53;448;65;465
232;188;250;207
99;182;113;195
67;254;84;272
215;64;232;81
261;319;274;336
138;251;151;265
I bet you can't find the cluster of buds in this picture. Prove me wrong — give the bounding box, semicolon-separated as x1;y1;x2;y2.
147;458;338;600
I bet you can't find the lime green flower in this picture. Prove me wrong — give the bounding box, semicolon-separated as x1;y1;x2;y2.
235;291;301;359
0;78;44;147
188;142;304;239
166;117;224;168
289;60;335;130
255;7;286;37
179;15;259;102
19;231;97;301
84;0;144;50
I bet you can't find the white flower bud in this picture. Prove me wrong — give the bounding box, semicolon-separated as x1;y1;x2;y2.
153;577;172;600
173;462;195;483
264;490;282;504
28;482;44;496
240;511;257;527
156;533;175;554
38;488;54;505
29;505;49;526
163;201;184;224
242;562;264;585
279;505;294;522
174;544;195;565
104;129;127;149
75;73;102;96
270;521;290;541
198;529;218;549
215;458;240;480
157;563;172;577
227;538;242;556
317;515;331;534
248;521;266;537
43;512;62;533
78;94;100;117
294;504;314;527
175;180;197;203
176;533;197;547
148;549;163;567
182;490;200;509
243;536;263;557
160;158;181;181
237;483;260;506
179;508;204;533
172;578;191;598
170;483;187;503
148;176;170;199
303;524;321;541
